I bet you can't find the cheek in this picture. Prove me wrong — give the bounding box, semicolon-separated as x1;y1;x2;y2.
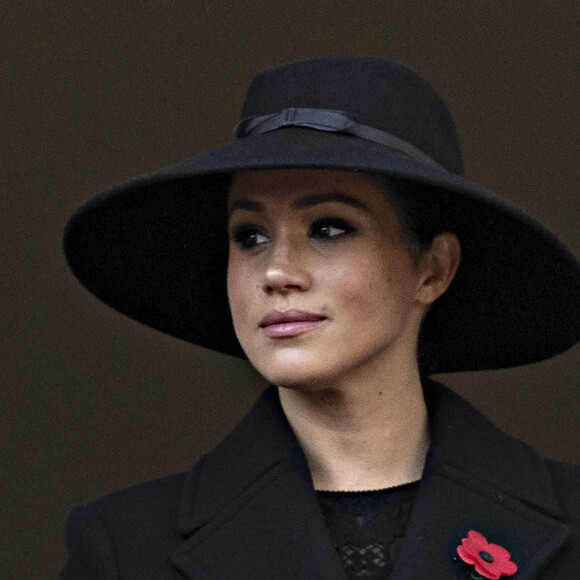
329;252;415;316
329;254;386;300
226;260;248;322
227;256;266;342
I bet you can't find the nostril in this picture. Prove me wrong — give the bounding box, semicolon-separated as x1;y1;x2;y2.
263;262;311;293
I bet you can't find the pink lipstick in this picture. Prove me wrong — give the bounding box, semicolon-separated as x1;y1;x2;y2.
259;309;326;338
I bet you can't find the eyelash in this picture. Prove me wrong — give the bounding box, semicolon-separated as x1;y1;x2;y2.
231;217;356;250
311;217;356;239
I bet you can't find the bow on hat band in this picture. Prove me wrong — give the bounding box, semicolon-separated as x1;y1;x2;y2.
233;107;443;170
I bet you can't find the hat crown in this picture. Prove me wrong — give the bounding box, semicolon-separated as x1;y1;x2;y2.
64;56;580;372
241;56;464;175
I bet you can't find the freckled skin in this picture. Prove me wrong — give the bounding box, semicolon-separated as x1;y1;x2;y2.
226;169;433;391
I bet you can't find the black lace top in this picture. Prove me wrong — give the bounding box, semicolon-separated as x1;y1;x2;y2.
316;481;419;579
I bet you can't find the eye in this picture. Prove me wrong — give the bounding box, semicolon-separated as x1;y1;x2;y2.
231;225;269;249
310;218;356;239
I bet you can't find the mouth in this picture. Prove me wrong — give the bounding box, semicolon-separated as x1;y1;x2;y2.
259;309;327;338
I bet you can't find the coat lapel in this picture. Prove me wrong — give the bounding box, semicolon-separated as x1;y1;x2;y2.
390;380;571;579
171;382;572;579
170;387;347;580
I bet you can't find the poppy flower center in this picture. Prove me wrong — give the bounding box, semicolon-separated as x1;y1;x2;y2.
479;550;494;563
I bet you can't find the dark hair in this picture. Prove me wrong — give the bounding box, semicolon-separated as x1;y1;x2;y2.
376;176;447;256
375;175;452;377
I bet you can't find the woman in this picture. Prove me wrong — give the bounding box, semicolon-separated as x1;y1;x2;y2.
61;57;580;579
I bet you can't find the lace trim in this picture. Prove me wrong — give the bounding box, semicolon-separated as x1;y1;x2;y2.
317;481;419;579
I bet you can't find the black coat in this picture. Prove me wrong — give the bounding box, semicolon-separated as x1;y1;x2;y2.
60;380;579;579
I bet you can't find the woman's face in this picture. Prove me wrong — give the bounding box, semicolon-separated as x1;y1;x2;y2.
227;169;434;389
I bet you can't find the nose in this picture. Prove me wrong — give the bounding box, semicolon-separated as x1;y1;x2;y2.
263;241;311;295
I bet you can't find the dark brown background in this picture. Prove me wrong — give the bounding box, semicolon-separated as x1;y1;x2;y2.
3;2;578;577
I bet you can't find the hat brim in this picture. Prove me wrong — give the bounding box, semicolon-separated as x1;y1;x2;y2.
64;128;580;372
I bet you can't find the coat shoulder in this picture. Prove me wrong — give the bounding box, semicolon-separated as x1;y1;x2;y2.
60;471;193;579
72;470;192;545
86;471;188;516
545;459;580;520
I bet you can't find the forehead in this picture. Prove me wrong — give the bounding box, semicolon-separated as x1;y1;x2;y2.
227;169;392;208
227;168;412;249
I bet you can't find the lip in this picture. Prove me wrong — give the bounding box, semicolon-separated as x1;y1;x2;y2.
260;309;327;338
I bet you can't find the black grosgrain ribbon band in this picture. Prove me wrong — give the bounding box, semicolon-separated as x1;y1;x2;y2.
233;107;442;169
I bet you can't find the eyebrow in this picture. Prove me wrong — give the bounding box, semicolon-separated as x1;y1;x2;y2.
227;192;369;221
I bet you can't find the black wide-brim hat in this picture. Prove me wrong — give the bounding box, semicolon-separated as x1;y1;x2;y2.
64;56;580;373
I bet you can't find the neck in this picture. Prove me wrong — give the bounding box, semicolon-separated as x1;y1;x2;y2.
277;361;429;492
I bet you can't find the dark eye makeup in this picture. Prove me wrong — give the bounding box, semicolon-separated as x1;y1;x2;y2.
230;217;357;250
231;224;267;250
310;217;356;239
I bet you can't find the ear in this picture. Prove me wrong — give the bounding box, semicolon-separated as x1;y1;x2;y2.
415;232;461;306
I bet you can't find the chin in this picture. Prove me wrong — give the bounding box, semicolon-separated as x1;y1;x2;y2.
246;346;321;385
248;345;355;391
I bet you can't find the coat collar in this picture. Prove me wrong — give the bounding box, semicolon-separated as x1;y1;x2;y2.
171;385;347;579
390;380;570;580
171;380;571;579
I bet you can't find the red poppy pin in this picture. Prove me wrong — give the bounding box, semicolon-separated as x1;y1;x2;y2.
456;530;518;579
